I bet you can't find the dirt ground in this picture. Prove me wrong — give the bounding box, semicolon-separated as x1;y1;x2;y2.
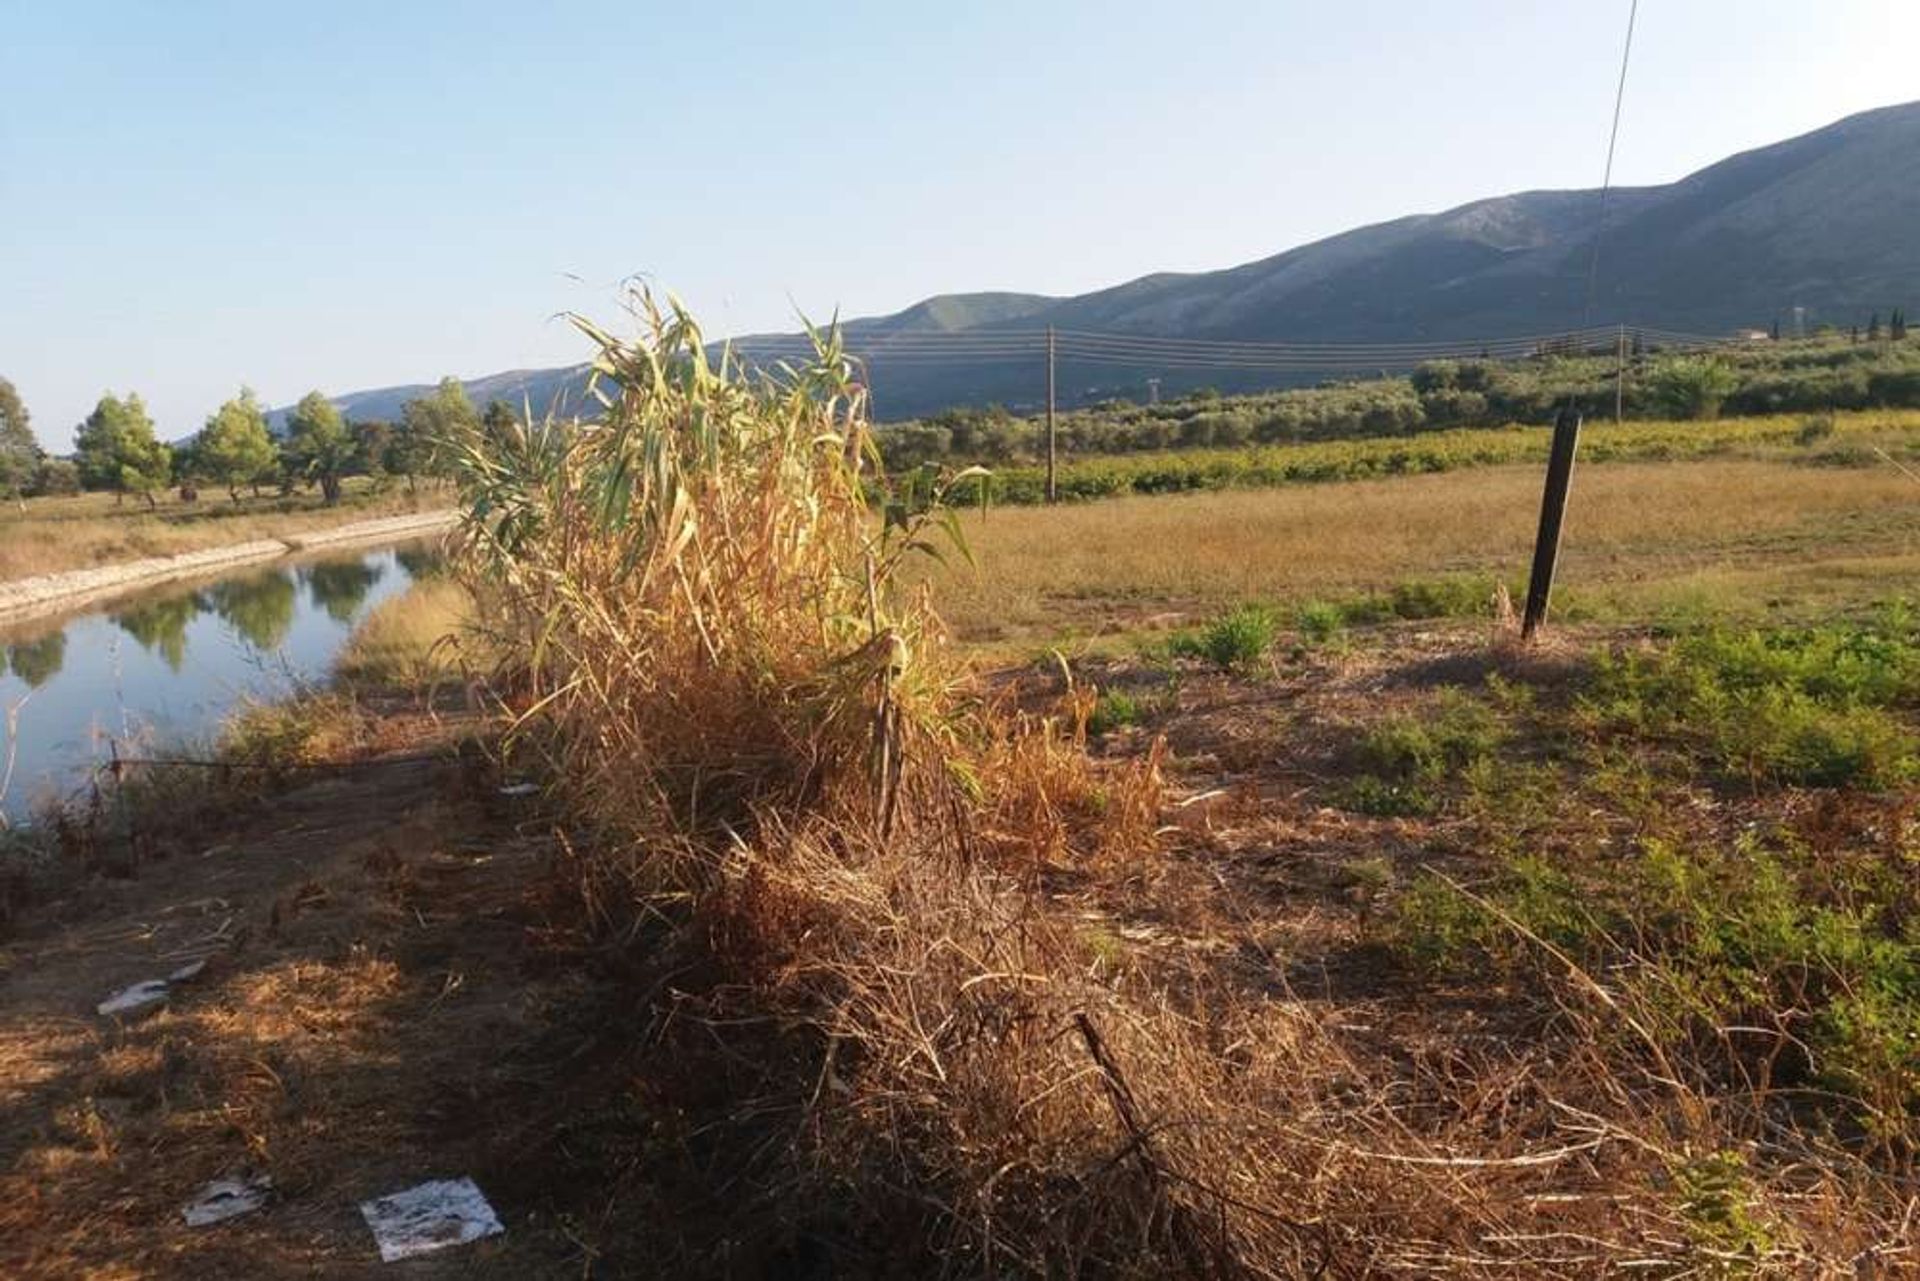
3;624;1901;1276
0;725;656;1279
0;638;1483;1278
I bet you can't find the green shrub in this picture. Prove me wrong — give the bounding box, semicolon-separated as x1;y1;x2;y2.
1340;775;1435;817
1386;575;1498;621
1582;625;1920;789
1388;834;1920;1135
1088;689;1143;735
1651;356;1740;420
1340;690;1505;817
1172;604;1277;670
1294;600;1346;645
1795;413;1836;445
1672;1150;1777;1262
1355;691;1503;782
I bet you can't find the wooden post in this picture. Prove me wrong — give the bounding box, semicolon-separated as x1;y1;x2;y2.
1614;324;1626;423
1521;409;1582;641
1045;326;1058;504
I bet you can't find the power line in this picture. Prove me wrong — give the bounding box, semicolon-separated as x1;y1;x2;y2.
1579;0;1641;337
725;322;1730;372
1526;0;1643;642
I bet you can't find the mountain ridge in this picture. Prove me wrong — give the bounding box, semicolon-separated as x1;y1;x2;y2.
294;101;1920;423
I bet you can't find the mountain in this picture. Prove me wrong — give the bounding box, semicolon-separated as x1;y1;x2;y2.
265;364;593;431
295;101;1920;423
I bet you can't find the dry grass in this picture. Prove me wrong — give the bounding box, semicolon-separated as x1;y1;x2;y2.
334;577;478;687
1;613;1908;1274
435;302;1910;1275
925;459;1920;642
0;749;617;1279
0;481;440;583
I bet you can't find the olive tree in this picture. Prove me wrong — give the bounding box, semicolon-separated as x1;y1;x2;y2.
198;388;277;501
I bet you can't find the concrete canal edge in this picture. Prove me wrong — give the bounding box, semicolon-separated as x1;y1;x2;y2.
0;510;459;626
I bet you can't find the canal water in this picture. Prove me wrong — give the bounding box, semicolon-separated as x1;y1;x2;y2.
0;543;439;822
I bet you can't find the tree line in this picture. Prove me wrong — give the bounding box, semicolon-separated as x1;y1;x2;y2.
875;327;1920;470
0;374;514;509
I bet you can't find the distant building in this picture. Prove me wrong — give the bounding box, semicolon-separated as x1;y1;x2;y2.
1734;328;1772;342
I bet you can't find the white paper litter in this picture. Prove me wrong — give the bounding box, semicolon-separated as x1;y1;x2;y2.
359;1177;504;1262
97;979;170;1018
182;1173;271;1226
168;959;208;984
98;959;211;1019
497;782;539;798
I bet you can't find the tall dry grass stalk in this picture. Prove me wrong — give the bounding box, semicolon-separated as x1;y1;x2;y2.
448;294;988;868
448;297;1900;1276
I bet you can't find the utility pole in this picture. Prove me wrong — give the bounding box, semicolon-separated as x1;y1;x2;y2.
1045;326;1058;504
1614;324;1626;424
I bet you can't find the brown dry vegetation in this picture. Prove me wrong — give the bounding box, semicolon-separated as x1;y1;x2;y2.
0;482;441;583
9;621;1914;1276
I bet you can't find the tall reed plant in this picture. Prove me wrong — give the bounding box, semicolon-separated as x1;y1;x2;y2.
444;294;984;878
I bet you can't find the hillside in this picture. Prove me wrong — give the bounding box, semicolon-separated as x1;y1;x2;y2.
295;101;1920;423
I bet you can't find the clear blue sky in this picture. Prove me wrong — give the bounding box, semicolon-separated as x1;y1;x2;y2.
5;0;1916;448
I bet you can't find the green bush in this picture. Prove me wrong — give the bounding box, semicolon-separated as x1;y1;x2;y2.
1356;691;1502;779
1087;689;1143;735
1385;575;1499;621
1388;834;1920;1137
1672;1150;1778;1260
1294;600;1346;645
1340;774;1435;818
1342;690;1505;817
1581;625;1920;789
1172;603;1277;670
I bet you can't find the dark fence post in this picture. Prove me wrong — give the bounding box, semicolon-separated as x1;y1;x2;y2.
1522;409;1583;641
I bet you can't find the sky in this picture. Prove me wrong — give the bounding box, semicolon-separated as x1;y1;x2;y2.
4;0;1917;449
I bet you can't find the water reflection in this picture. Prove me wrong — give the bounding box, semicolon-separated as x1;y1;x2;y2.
0;542;444;820
210;571;302;651
7;631;66;690
113;595;200;672
303;559;386;623
396;546;443;581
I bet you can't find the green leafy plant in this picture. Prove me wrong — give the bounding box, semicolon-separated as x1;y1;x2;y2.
1087;689;1144;735
1651;356;1740;420
1581;625;1920;789
1672;1150;1778;1267
1342;689;1505;816
1294;600;1346;645
1172;603;1277;670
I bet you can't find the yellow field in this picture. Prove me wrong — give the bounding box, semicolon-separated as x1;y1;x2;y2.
0;480;442;582
924;458;1920;642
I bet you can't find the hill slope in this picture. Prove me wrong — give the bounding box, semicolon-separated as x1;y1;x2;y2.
300;102;1920;422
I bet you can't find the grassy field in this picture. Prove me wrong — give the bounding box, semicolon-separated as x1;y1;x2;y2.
927;456;1920;644
0;479;445;583
945;406;1920;503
